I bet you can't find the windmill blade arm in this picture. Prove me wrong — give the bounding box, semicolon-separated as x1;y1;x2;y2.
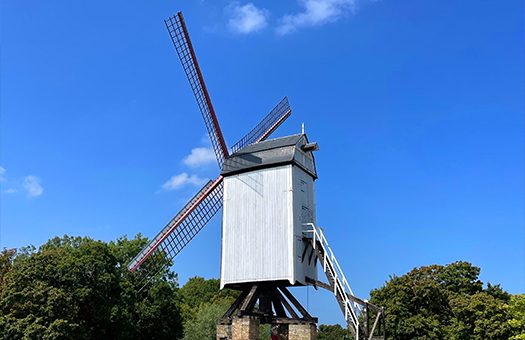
230;97;291;153
165;12;229;167
128;177;223;272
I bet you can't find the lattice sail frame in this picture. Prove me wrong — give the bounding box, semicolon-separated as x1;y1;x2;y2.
165;13;229;168
128;12;293;284
230;97;291;154
129;182;223;291
129;95;292;281
128;178;223;273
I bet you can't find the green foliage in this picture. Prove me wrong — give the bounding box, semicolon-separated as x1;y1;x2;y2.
259;323;271;339
370;261;512;340
179;276;239;340
1;235;521;340
318;324;351;339
180;277;222;307
0;248;16;287
486;283;511;302
183;299;233;340
0;235;183;340
509;294;525;340
448;291;510;339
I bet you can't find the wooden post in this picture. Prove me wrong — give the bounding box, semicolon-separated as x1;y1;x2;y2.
381;307;386;340
364;303;369;339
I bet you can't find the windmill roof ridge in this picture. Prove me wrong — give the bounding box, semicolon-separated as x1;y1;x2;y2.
221;133;317;178
230;133;307;156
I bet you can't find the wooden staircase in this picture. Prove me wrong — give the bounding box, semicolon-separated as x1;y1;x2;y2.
302;223;386;340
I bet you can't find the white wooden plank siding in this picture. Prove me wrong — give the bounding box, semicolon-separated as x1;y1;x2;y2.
221;164;317;288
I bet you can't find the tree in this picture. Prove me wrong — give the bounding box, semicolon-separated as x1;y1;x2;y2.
179;276;239;340
0;248;16;288
1;235;518;340
370;261;512;340
447;291;510;339
180;277;223;307
0;235;183;340
318;324;351;340
183;299;233;340
509;294;525;340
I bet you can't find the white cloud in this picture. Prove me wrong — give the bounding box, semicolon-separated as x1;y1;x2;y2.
23;175;44;197
0;166;5;182
4;188;17;194
277;0;357;35
183;147;216;167
227;2;269;34
161;173;208;191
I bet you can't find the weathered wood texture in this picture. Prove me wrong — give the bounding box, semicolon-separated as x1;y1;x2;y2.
221;164;317;288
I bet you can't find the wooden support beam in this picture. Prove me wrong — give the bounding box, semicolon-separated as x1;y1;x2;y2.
305;277;331;291
271;317;317;325
222;288;249;319
259;287;273;315
279;286;312;319
301;241;309;262
271;290;287;318
382;308;387;340
276;289;299;319
308;246;315;265
368;310;382;340
305;277;382;313
219;282;323;331
364;303;370;339
239;285;259;316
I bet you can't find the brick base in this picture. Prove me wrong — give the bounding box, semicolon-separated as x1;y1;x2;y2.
232;317;260;340
217;319;317;340
217;323;232;340
288;324;317;340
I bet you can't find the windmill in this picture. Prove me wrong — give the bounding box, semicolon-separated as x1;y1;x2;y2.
128;12;386;340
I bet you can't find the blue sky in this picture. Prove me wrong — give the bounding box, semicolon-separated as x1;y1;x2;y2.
2;0;524;326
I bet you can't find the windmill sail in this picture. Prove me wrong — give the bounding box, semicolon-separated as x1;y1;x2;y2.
165;12;229;167
128;177;223;275
230;97;291;154
129;11;294;290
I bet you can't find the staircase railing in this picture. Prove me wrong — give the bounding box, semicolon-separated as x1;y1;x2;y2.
302;223;362;336
303;222;386;340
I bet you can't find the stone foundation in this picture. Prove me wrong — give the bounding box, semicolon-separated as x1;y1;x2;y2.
288;323;317;340
217;320;317;340
232;316;260;340
216;323;232;340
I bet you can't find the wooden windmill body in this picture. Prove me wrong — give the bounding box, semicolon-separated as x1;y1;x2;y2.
221;134;318;289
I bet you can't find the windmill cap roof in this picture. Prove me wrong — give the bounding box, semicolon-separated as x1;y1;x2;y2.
221;134;317;178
